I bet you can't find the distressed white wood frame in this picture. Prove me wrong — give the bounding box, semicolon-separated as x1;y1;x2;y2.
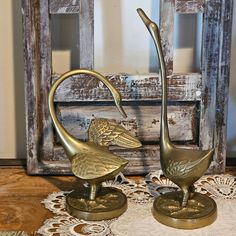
22;0;233;175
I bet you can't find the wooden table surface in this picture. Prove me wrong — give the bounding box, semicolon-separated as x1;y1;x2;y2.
0;166;235;235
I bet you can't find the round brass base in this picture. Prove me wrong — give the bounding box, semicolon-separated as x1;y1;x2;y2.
66;187;127;221
152;191;217;229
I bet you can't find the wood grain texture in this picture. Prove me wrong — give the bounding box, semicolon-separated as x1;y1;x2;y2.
0;168;79;233
79;0;94;68
160;0;175;75
57;104;198;142
53;73;202;102
200;0;233;173
22;0;54;174
1;167;235;233
22;0;42;174
50;0;80;14
39;0;54;165
213;0;233;173
175;0;205;13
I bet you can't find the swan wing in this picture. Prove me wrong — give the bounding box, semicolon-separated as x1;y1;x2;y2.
166;158;206;179
71;151;128;180
88;118;141;148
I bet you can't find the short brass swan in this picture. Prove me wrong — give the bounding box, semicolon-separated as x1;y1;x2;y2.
48;69;142;201
137;9;214;207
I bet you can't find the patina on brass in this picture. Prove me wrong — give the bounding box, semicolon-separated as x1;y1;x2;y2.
137;8;217;229
48;69;142;221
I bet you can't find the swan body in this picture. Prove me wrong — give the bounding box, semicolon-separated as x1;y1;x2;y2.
48;69;141;200
138;9;214;207
71;143;128;181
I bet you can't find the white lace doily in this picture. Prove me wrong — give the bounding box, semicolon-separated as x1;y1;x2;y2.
38;171;236;236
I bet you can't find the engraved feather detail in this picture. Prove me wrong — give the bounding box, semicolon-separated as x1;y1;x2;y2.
71;152;128;180
166;158;204;179
88;118;142;148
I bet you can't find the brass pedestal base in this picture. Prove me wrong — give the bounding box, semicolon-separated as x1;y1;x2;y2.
66;187;127;221
152;191;217;229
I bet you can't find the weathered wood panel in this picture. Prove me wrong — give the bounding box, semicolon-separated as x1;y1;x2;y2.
160;0;175;75
49;0;80;14
22;0;54;173
22;0;233;176
53;73;202;102
200;0;233;173
57;104;198;142
22;0;39;173
175;0;205;13
51;144;200;175
79;0;94;68
215;0;234;173
22;0;95;175
39;0;54;163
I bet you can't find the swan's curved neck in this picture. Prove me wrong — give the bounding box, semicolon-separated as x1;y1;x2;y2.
137;9;172;149
48;69;124;158
48;71;83;158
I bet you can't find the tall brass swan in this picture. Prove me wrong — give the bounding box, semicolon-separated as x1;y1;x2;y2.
48;69;141;220
137;8;214;207
137;9;217;229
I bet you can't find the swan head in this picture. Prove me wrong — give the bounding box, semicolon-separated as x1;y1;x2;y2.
137;8;159;36
113;91;127;119
137;8;151;27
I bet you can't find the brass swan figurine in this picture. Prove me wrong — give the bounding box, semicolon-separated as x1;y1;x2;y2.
137;8;217;229
48;69;141;220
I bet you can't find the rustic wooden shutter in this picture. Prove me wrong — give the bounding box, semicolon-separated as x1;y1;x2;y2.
22;0;233;175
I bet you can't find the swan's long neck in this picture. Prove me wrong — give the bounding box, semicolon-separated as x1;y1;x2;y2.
137;9;172;150
150;24;172;149
48;71;84;159
48;69;125;159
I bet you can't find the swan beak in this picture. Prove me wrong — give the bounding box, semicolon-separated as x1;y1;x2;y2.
137;8;151;27
117;104;127;118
